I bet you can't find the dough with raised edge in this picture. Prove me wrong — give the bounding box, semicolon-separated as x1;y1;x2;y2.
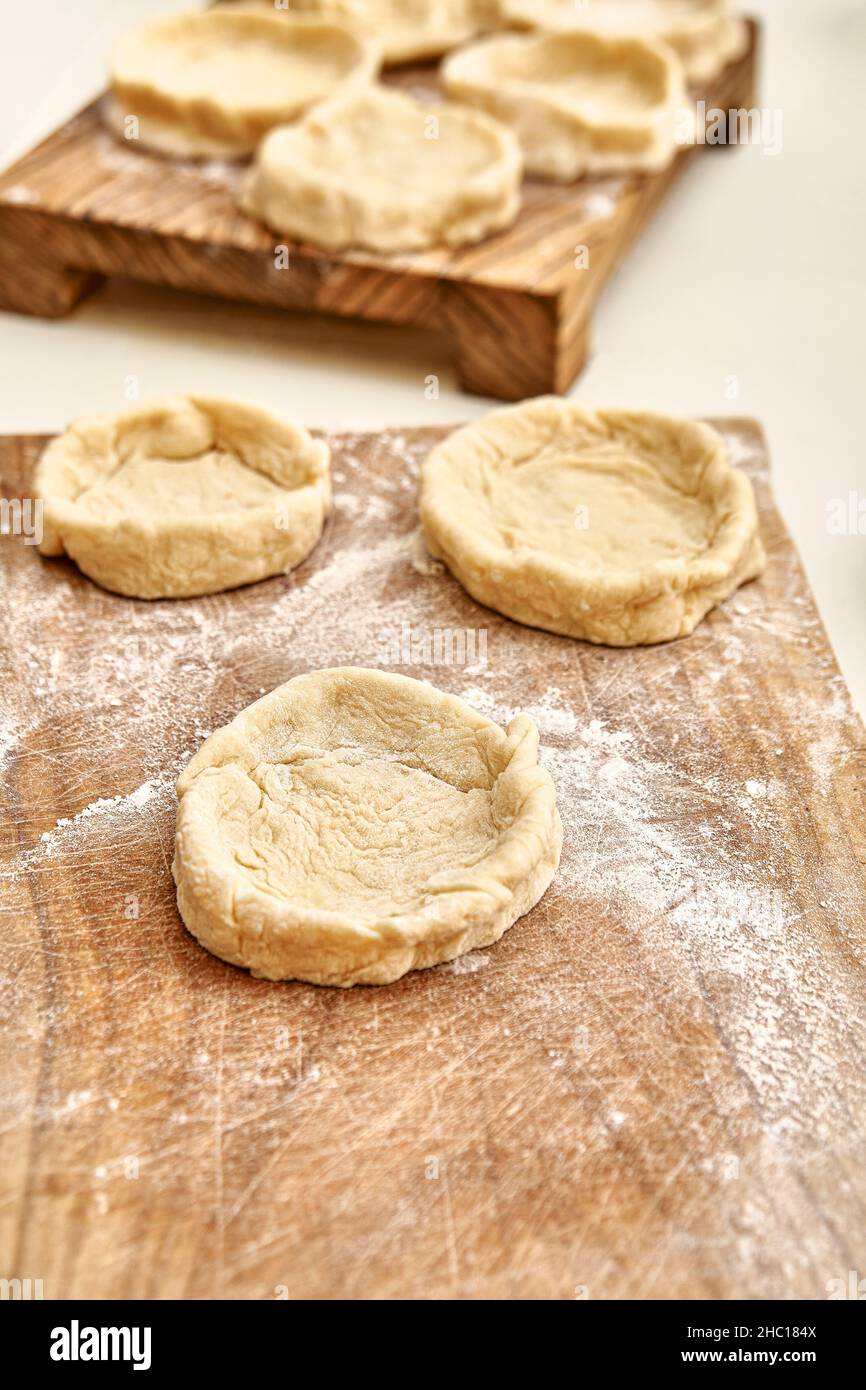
173;667;562;986
34;396;331;600
420;397;766;646
501;0;748;84
228;0;482;64
442;27;688;179
241;85;523;252
106;9;380;158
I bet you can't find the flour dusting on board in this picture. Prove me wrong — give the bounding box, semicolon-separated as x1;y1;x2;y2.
1;424;864;1189
1;429;437;871
38;776;167;857
460;658;862;1155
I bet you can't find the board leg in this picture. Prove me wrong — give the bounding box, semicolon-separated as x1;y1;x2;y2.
0;211;101;318
553;318;591;396
447;286;571;401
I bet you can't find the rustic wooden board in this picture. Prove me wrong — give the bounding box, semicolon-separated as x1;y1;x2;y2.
1;419;865;1301
0;24;758;401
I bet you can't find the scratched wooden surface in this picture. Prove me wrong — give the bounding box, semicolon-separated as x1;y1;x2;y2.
1;420;865;1300
0;25;758;400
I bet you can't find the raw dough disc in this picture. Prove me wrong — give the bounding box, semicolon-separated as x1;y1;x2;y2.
419;397;766;646
227;0;482;64
34;396;331;600
173;667;562;986
501;1;749;84
241;85;523;253
106;9;380;158
442;27;688;179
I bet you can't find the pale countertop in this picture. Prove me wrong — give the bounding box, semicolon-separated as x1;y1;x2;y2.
1;0;864;715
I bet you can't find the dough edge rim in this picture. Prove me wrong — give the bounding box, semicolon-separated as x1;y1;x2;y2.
441;26;685;134
499;1;747;84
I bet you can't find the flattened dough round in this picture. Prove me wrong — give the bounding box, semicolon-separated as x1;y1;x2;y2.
442;26;687;179
241;86;523;252
173;667;562;986
501;0;749;84
107;10;380;158
228;0;482;64
34;396;331;600
420;398;766;647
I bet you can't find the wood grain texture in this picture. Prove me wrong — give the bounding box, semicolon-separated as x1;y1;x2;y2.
0;24;758;400
1;420;865;1301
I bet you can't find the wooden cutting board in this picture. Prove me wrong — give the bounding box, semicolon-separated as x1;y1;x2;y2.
2;420;865;1301
0;24;758;402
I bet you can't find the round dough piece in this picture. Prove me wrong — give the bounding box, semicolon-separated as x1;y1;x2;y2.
106;10;380;158
420;398;766;647
229;0;482;64
173;667;562;986
442;27;688;179
34;396;331;600
241;86;523;253
501;1;749;84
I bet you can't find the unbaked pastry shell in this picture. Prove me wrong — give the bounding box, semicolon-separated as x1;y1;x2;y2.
420;397;766;646
173;667;562;986
442;27;689;179
241;85;524;252
34;396;331;600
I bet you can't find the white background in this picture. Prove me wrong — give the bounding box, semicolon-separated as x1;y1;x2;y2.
0;0;864;713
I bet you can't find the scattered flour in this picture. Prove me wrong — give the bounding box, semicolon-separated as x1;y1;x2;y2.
579;187;622;221
439;626;864;1156
2;184;38;205
407;527;444;578
2;423;863;1172
36;776;172;859
745;779;767;798
447;951;489;975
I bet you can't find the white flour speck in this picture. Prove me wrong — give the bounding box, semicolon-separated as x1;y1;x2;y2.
447;951;489;975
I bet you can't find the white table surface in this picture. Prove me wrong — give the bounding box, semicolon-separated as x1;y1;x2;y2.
1;0;864;715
